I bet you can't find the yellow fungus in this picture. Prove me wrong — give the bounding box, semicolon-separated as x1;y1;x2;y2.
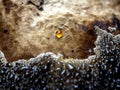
55;30;63;38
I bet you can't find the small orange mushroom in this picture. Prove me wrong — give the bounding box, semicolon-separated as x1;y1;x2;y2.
55;30;63;38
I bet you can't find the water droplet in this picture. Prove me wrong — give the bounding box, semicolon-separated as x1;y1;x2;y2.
67;63;74;70
55;30;63;39
61;70;66;75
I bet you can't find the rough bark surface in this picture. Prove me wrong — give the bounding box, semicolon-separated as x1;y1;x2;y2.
0;0;120;61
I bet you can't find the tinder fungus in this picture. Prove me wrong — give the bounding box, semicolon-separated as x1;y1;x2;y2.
0;0;120;89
